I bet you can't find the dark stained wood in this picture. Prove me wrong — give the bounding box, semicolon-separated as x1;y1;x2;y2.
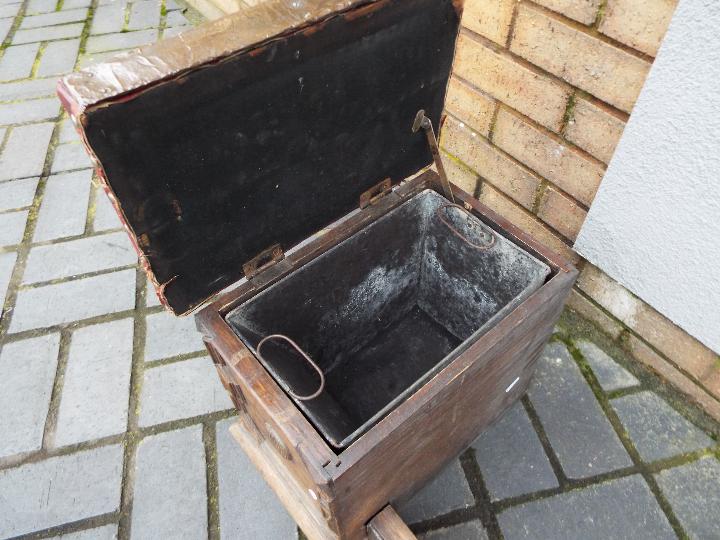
366;506;417;540
196;172;578;540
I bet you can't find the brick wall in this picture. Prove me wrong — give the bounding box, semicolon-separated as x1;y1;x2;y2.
440;0;720;421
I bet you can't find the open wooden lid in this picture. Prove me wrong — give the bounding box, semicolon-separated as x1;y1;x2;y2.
57;0;463;314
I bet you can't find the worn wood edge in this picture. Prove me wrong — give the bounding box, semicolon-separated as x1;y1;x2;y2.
367;506;417;540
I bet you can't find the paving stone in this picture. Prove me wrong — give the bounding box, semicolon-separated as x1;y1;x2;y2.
58;117;80;143
0;209;29;246
20;7;88;29
611;391;713;462
216;417;297;540
10;268;136;332
138;356;232;426
655;456;720;539
131;426;207;540
86;29;157;53
127;0;160;30
26;0;57;13
0;177;39;211
13;22;84;44
51;142;93;172
419;520;488;540
24;231;136;283
61;0;92;9
165;9;189;27
0;17;11;43
144;309;204;362
472;401;558;501
94;190;123;230
497;475;675;540
0;3;21;17
53;318;133;446
527;342;632;478
145;276;161;306
48;524;119;539
0;250;16;303
576;340;639;392
0;76;58;100
37;38;81;76
0;43;41;82
165;0;181;9
34;169;92;241
91;2;126;35
0;444;124;537
399;460;474;524
0;122;53;181
0;97;59;125
0;333;60;458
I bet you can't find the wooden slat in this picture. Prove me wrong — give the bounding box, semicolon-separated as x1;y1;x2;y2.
367;506;416;540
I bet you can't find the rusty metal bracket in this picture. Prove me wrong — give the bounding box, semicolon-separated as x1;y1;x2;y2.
360;178;392;208
243;243;285;279
412;109;455;203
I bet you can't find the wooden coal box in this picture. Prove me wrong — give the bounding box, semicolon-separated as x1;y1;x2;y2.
57;0;578;537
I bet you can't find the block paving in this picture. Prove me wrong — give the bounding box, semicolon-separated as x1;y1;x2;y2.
0;0;719;538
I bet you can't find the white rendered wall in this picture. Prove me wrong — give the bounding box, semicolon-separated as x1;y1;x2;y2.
574;0;720;353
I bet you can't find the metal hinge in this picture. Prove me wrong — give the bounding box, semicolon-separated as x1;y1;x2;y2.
359;178;392;209
243;243;285;279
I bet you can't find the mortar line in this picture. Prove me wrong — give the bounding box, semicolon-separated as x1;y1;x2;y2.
7;511;119;540
519;394;569;488
460;448;504;539
203;420;221;540
40;327;72;450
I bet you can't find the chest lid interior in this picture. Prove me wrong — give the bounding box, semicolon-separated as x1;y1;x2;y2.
57;0;463;315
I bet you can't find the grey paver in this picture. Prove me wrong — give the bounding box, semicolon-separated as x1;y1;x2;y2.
24;231;136;283
48;524;119;539
13;22;84;44
20;7;88;29
576;340;639;392
26;0;57;13
0;43;41;82
0;97;59;125
10;268;136;332
0;177;39;211
144;309;204;362
51;142;93;172
0;3;21;17
61;0;92;9
0;17;11;43
0;122;53;181
655;456;720;539
0;77;58;100
216;417;297;540
86;29;157;53
91;2;126;35
0;333;60;458
0;209;29;246
139;356;232;426
131;426;208;540
165;9;190;27
497;475;675;540
399;460;474;524
420;520;488;540
0;250;16;302
94;190;123;230
611;391;713;462
527;342;632;478
127;0;160;30
472;401;558;501
37;38;81;77
34;169;93;241
58;117;80;143
53;318;134;446
145;276;161;306
0;444;124;537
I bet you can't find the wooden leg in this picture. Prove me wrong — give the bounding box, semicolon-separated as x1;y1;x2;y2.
366;506;416;540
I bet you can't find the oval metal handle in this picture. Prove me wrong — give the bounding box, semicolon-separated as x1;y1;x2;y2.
256;334;325;401
437;203;496;250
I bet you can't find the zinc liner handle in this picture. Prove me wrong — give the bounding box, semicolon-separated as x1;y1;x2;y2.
437;203;496;250
256;334;325;401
